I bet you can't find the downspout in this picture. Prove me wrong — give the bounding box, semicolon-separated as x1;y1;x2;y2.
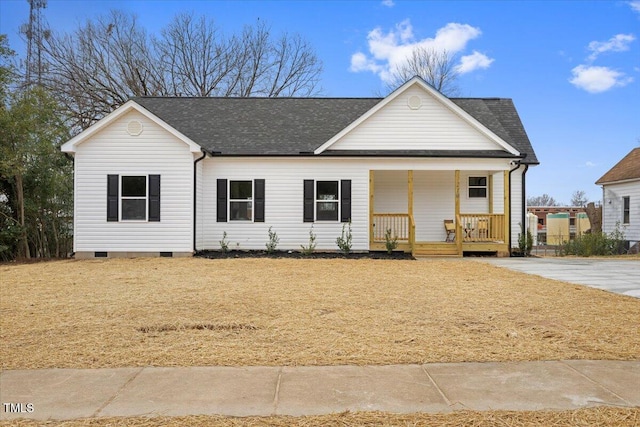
521;162;530;252
508;160;522;254
193;149;207;253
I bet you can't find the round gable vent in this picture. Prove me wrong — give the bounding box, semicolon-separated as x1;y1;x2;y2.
127;120;143;136
407;95;422;110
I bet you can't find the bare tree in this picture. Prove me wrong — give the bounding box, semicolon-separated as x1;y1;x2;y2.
387;46;460;95
155;13;234;97
40;10;164;129
570;190;588;207
39;11;322;129
224;22;322;97
527;194;559;207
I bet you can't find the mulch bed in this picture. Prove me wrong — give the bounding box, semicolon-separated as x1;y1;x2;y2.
195;249;414;260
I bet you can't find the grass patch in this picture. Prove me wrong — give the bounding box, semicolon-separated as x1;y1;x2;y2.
1;407;638;427
136;323;259;333
1;258;639;369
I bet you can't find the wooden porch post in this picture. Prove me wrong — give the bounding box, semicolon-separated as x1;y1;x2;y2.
369;170;374;246
408;171;413;217
455;170;462;255
488;174;493;214
408;170;414;251
503;170;510;248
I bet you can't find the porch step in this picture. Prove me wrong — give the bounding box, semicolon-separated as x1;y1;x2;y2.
412;242;460;257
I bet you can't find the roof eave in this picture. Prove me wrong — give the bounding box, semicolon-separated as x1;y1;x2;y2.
596;177;640;186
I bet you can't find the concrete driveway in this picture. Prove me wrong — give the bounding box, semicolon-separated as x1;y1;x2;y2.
480;257;640;298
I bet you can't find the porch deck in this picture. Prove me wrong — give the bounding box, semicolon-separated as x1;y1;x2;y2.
371;213;509;257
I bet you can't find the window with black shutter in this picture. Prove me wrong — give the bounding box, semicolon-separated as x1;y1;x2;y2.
217;179;264;222
107;175;119;222
107;175;160;222
304;179;352;222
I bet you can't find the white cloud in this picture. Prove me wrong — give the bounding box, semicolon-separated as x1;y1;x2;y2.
456;51;494;74
569;65;633;93
350;20;492;83
381;0;395;7
587;34;636;61
585;161;596;167
350;52;382;73
629;1;640;14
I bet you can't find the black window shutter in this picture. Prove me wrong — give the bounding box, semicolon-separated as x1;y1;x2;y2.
148;175;161;221
217;179;227;222
254;179;265;222
107;174;119;222
341;180;352;222
303;180;314;222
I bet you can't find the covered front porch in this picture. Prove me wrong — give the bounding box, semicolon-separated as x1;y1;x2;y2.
369;170;511;257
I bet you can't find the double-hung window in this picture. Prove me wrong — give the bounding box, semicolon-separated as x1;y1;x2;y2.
229;180;253;221
623;196;630;224
316;181;339;221
303;179;351;223
468;177;487;198
216;179;265;223
121;176;147;220
107;174;160;222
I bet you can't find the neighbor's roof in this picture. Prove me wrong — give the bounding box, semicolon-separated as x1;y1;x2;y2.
596;147;640;184
133;96;538;164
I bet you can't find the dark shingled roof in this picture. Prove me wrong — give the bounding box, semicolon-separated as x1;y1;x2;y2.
596;147;640;184
133;96;538;164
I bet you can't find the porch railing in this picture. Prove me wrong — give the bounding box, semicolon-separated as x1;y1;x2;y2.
457;213;505;242
372;213;410;242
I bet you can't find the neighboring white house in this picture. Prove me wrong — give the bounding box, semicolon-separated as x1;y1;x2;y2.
60;77;538;258
596;147;640;249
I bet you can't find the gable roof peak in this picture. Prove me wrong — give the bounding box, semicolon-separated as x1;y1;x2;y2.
313;76;521;157
596;147;640;184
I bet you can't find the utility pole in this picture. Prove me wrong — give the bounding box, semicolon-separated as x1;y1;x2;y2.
21;0;48;87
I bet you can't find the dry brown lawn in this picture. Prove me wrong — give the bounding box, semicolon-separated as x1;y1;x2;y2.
1;257;639;369
1;408;638;427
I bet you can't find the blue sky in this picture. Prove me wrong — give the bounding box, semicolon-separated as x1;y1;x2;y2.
1;0;639;205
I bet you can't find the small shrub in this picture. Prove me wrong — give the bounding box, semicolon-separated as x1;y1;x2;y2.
558;222;626;256
384;228;398;254
336;221;352;255
266;226;280;254
219;231;229;253
300;226;317;255
517;223;533;256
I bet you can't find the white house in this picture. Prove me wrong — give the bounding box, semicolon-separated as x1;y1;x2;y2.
60;77;538;258
596;147;640;249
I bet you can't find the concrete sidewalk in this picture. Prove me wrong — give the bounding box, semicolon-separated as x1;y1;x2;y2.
1;360;639;420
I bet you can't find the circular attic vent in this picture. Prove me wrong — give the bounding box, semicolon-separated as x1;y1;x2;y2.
127;120;143;136
407;95;422;110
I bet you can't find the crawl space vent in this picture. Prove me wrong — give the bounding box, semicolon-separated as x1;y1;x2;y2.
127;120;143;136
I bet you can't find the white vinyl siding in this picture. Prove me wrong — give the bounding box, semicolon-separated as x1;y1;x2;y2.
413;171;455;241
491;171;505;214
195;159;204;250
202;158;368;251
73;110;194;252
201;157;514;251
373;171;408;213
602;181;640;242
460;171;489;213
329;86;504;152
